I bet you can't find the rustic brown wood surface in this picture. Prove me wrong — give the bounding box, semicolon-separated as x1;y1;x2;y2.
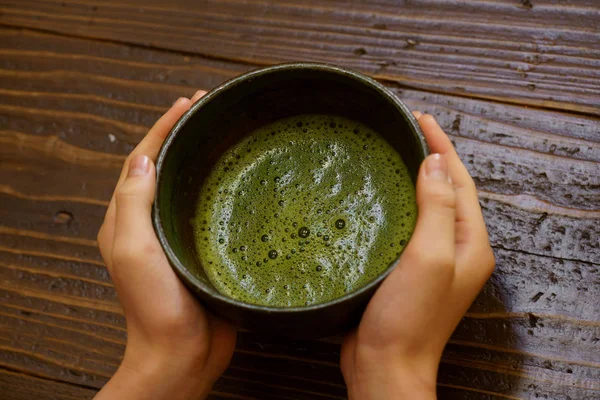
2;0;600;116
0;1;599;399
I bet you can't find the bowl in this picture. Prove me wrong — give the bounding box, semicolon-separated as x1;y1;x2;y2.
153;63;428;339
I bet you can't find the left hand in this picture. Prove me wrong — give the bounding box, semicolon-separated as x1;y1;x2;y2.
95;91;237;400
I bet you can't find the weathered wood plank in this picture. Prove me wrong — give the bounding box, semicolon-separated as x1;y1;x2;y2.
1;0;599;114
0;368;96;400
0;26;599;399
1;31;598;213
1;274;599;399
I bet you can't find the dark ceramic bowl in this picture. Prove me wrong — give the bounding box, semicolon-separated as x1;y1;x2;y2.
153;63;428;339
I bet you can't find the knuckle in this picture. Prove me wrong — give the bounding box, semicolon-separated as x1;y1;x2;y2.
426;253;455;272
140;241;163;259
160;310;190;332
97;224;112;262
113;244;143;269
404;246;454;272
111;248;136;270
424;184;456;210
466;244;496;278
464;176;478;192
115;181;137;200
481;245;496;274
457;177;478;196
112;240;159;269
400;244;420;262
97;224;106;245
115;172;153;204
125;152;137;167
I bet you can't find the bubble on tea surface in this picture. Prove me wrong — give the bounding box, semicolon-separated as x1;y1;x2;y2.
298;227;310;238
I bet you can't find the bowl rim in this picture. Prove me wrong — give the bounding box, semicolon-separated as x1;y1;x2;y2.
153;62;428;314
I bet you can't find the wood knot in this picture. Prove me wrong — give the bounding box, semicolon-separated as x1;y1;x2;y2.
451;114;462;133
405;38;418;48
54;210;74;225
528;312;540;328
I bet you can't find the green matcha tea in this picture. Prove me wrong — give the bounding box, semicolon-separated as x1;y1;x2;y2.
193;114;416;307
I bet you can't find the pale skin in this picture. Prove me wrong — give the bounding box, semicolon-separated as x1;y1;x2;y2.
96;91;495;399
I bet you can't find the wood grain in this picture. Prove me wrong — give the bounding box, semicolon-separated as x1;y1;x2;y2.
0;368;96;400
1;0;599;115
0;10;599;400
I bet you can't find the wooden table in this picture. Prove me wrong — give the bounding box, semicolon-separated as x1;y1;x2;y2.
1;1;599;398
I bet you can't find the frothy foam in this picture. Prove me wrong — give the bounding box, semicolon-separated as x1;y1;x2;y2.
194;114;416;307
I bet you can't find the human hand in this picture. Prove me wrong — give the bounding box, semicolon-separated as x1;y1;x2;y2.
95;91;237;400
340;113;495;399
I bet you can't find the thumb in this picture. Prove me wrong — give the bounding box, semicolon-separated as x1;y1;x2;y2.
112;155;157;261
406;153;456;268
111;154;199;328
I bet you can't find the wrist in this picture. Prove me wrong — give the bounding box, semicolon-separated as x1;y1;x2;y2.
94;344;213;400
348;369;436;400
344;349;437;400
120;346;213;400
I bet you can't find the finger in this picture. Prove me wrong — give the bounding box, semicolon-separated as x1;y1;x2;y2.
97;221;113;274
191;89;207;103
412;110;422;120
120;96;192;181
98;200;118;275
417;115;488;246
114;96;192;197
340;329;358;379
112;155;156;256
110;154;172;302
108;155;156;277
99;97;194;267
403;153;456;277
204;315;237;380
450;245;496;312
417;115;492;288
111;155;196;321
371;154;456;317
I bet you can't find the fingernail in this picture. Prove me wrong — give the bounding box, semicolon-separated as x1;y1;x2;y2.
172;97;190;107
425;153;448;181
413;111;422;119
128;155;150;177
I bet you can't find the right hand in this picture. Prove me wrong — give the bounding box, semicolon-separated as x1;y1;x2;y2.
340;113;495;399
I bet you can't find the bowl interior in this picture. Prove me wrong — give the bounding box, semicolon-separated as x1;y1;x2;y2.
155;65;427;304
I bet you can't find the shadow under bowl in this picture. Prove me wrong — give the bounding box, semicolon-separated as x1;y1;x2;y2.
153;63;428;339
